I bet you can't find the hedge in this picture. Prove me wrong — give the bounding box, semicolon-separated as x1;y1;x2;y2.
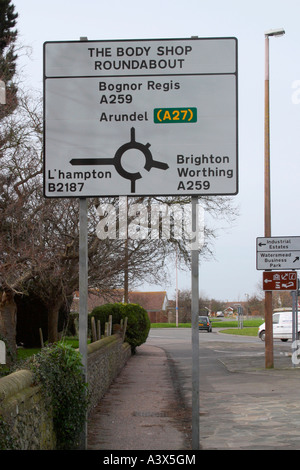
90;303;150;353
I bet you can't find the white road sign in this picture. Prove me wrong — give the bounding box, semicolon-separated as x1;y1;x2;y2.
256;236;300;270
43;37;238;198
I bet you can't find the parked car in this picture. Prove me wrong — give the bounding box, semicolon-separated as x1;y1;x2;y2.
199;315;212;332
258;308;300;342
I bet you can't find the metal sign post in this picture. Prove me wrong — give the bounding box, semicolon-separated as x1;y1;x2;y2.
0;340;5;364
77;37;89;451
191;195;199;450
237;305;244;329
79;197;88;449
292;287;299;368
0;80;6;105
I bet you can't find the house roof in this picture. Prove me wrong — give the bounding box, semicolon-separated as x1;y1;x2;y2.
224;301;248;310
71;288;124;313
128;291;168;311
71;289;168;313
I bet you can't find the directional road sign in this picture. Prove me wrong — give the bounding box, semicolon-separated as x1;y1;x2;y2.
256;236;300;270
263;271;298;291
43;37;238;198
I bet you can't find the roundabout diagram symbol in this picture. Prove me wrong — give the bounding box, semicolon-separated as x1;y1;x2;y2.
70;127;169;193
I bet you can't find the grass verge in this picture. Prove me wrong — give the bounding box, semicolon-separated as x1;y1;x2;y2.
150;319;264;337
151;323;191;328
219;327;260;336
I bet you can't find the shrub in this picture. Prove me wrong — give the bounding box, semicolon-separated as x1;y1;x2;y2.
89;303;123;336
0;416;16;450
28;342;89;450
90;302;151;353
121;303;151;353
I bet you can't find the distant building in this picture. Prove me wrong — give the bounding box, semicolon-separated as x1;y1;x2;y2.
71;289;169;323
71;288;123;313
223;307;234;315
128;291;169;323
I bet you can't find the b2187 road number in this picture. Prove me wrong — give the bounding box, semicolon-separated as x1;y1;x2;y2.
47;182;84;193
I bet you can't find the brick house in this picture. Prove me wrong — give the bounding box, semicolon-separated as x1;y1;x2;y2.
128;291;169;323
71;289;169;323
71;289;124;313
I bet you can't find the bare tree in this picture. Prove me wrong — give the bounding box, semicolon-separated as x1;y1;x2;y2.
0;87;239;351
0;93;180;344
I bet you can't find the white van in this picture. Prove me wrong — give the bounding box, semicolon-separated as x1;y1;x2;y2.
258;308;300;342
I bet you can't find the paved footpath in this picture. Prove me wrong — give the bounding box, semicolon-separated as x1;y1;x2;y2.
87;344;192;451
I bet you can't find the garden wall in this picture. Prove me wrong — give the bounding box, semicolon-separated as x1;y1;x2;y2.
0;334;131;450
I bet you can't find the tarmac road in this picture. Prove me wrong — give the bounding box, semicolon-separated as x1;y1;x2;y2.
198;330;300;450
148;328;300;450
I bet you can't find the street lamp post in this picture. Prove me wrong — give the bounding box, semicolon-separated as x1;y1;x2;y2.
264;28;285;369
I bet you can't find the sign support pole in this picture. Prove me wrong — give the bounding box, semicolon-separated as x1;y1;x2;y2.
78;37;89;450
79;197;88;449
292;290;296;367
292;285;299;368
264;34;274;369
296;286;299;342
191;195;199;450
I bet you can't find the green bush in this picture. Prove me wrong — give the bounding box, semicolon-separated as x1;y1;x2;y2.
89;302;123;335
90;302;151;353
27;342;89;450
122;303;151;353
0;416;16;450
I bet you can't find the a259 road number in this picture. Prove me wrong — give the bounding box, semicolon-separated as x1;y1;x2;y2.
100;94;133;104
177;180;210;190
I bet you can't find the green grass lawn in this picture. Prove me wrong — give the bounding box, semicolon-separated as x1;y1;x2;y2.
16;337;84;362
211;318;264;336
219;327;260;336
211;319;263;328
151;322;192;328
151;319;264;337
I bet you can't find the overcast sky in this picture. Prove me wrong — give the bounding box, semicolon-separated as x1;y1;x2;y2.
12;0;300;302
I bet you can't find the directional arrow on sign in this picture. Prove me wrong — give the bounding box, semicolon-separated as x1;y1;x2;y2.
256;236;300;270
262;271;298;291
